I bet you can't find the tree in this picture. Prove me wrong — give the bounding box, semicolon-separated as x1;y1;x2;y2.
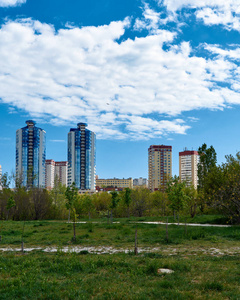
131;188;150;217
166;176;187;219
65;182;78;223
0;172;11;189
50;178;67;219
110;191;119;222
149;190;168;216
197;143;217;211
123;188;132;218
184;184;198;218
79;194;95;219
6;196;16;220
206;153;240;224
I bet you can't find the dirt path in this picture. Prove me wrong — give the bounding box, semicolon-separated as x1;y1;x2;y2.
0;245;239;256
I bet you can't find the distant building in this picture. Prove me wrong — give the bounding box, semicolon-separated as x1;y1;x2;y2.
148;145;172;192
55;161;68;187
45;160;68;189
133;177;148;187
96;178;133;190
16;120;46;188
179;150;199;189
68;123;96;191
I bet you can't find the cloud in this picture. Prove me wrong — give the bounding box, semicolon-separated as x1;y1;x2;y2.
0;0;26;7
162;0;240;31
0;18;239;140
50;140;66;143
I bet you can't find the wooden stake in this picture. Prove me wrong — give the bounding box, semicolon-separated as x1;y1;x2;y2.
134;228;138;255
166;217;168;243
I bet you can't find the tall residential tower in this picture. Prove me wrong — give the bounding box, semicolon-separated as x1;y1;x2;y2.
148;145;172;192
16;120;46;188
68;123;96;191
179;150;199;189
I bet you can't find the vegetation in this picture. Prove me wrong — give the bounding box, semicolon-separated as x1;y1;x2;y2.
0;251;239;299
0;218;239;299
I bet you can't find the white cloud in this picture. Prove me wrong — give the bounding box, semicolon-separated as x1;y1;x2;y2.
162;0;240;31
0;0;26;7
0;18;239;140
50;140;66;143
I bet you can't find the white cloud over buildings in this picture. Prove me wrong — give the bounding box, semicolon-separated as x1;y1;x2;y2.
0;1;239;140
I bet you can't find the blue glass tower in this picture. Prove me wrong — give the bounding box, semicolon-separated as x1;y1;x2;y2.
68;123;96;190
16;120;46;188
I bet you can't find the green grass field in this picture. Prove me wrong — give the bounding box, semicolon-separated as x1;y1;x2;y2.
0;216;239;299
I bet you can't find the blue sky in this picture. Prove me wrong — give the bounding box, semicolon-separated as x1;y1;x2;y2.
1;0;240;181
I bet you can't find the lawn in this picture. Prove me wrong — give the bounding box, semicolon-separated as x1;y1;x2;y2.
0;216;239;299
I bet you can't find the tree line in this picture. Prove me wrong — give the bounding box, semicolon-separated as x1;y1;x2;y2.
1;143;240;223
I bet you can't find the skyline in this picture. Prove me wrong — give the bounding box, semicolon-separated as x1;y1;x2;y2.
1;0;240;180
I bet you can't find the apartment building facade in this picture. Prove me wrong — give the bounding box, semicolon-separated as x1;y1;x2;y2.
16;120;46;188
179;150;199;189
148;145;172;192
45;160;68;189
68;123;96;191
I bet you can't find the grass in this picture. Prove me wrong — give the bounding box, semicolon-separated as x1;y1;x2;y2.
0;252;239;299
0;215;239;299
0;217;239;250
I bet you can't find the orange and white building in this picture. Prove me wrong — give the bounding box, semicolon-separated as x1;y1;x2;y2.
148;145;172;191
179;150;199;189
45;160;68;189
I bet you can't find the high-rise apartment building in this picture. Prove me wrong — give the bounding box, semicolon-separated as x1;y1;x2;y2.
148;145;172;192
45;159;55;189
68;123;96;191
16;120;46;188
179;150;199;189
45;160;68;189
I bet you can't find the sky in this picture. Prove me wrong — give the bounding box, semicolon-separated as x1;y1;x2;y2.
1;0;240;181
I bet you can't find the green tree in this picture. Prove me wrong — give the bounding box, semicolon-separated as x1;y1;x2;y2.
166;176;187;219
149;190;168;216
65;182;78;223
110;191;119;222
50;178;67;219
207;152;240;224
184;184;198;218
6;196;16;220
197;143;217;211
79;194;95;219
131;188;150;217
123;188;132;218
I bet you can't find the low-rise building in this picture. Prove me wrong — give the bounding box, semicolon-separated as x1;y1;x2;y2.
133;177;148;187
96;177;133;191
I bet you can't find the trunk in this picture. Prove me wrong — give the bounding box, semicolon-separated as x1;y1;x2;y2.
185;218;187;235
166;217;168;243
134;228;138;255
178;214;179;226
73;221;76;241
110;210;113;224
68;208;71;223
107;210;109;224
88;211;91;221
21;221;25;252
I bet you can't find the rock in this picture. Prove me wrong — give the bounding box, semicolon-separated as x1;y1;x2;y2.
157;268;174;274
